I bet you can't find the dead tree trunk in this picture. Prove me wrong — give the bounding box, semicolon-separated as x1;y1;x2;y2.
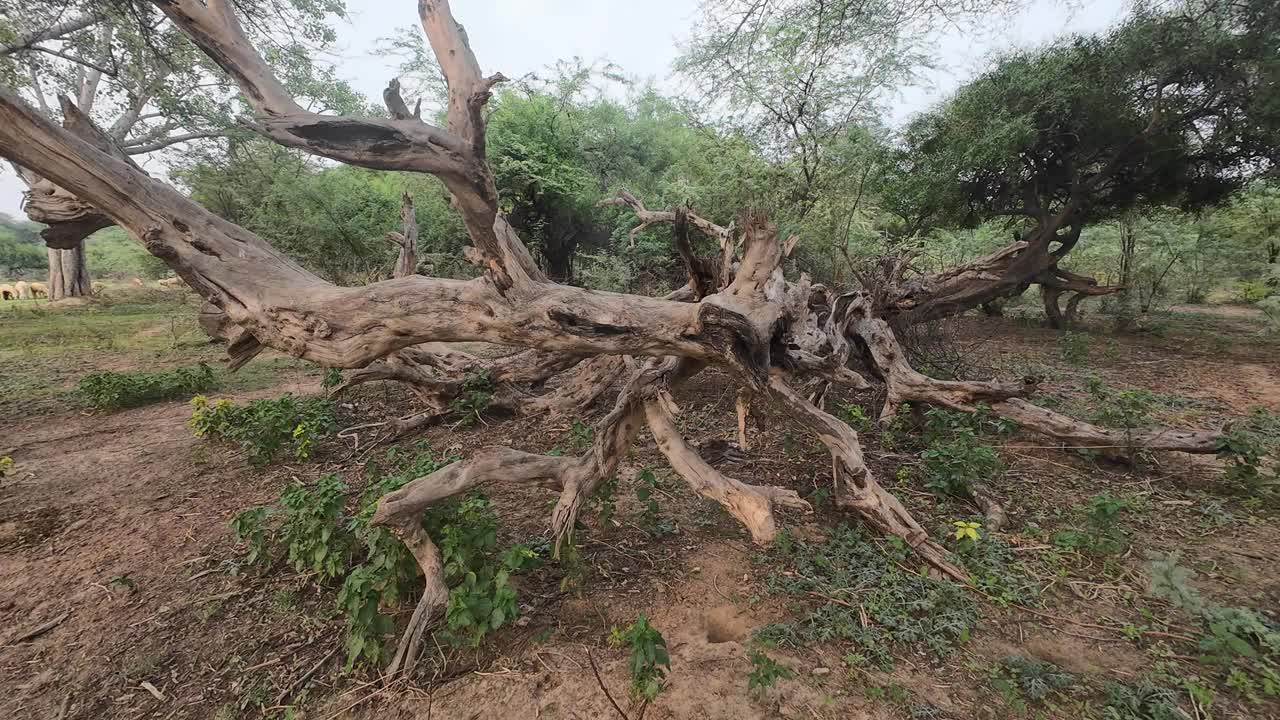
0;0;1242;678
387;191;418;279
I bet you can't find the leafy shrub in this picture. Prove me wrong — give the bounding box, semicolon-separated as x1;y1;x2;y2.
1085;376;1155;430
434;496;537;646
838;401;873;432
759;525;977;670
225;444;535;668
280;474;352;581
76;363;217;411
1214;423;1273;490
189;393;337;466
747;648;793;696
449;369;493;425
1052;492;1131;556
636;468;676;537
230;506;272;565
1146;552;1280;697
611;615;670;702
1060;331;1090;363
1238;280;1273;303
919;409;1003;498
1258;296;1280;333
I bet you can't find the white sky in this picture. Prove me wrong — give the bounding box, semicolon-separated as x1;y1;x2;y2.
0;0;1126;219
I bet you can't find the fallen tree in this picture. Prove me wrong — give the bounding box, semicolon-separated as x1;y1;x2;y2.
0;0;1262;677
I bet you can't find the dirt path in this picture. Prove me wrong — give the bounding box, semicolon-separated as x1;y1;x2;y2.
0;379;315;720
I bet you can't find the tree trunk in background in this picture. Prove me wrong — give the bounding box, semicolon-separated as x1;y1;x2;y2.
543;228;577;284
388;191;418;279
47;241;90;299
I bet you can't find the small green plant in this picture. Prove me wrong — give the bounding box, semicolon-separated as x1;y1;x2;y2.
0;456;12;481
838;401;873;432
1238;280;1273;303
321;367;343;389
280;474;352;581
1084;376;1156;462
449;370;493;425
746;648;794;696
590;475;619;528
1060;331;1090;363
952;520;982;553
1214;424;1270;489
436;495;537;646
108;574;137;592
1052;492;1131;556
1146;552;1280;697
1101;678;1189;720
990;655;1074;709
569;417;594;451
189;393;337;466
226;445;533;669
230;506;273;566
76;363;217;411
636;468;676;537
919;409;1003;499
611;615;670;702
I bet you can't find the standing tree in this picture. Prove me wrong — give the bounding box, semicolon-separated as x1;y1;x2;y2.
676;0;1023;221
890;0;1280;325
0;0;360;298
0;0;1263;675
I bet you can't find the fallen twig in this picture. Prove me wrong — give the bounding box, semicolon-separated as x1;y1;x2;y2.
587;649;629;720
276;644;340;705
5;610;70;645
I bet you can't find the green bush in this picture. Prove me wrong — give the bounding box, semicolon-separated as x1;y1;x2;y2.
1257;296;1280;333
75;364;217;411
1238;280;1273;303
1051;492;1132;556
227;445;538;669
610;615;670;702
919;409;1004;498
188;393;337;466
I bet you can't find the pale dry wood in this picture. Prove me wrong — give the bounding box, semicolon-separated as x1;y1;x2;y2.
645;392;809;543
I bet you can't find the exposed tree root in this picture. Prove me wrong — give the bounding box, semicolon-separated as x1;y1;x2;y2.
645;391;809;543
849;294;1224;457
765;373;968;582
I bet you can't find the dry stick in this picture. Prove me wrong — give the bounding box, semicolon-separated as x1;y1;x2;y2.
5;610;70;645
587;649;629;720
276;644;340;706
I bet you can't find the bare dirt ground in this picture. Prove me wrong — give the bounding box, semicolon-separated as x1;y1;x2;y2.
2;300;1278;720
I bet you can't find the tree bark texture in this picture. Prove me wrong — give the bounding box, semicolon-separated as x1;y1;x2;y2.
47;241;90;300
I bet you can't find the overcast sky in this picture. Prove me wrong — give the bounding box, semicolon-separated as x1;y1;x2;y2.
0;0;1127;219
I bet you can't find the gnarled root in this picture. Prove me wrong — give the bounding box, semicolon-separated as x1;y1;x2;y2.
645;390;809;543
848;293;1223;458
765;373;968;581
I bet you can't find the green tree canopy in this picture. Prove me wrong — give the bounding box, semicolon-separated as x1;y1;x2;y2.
896;0;1280;238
